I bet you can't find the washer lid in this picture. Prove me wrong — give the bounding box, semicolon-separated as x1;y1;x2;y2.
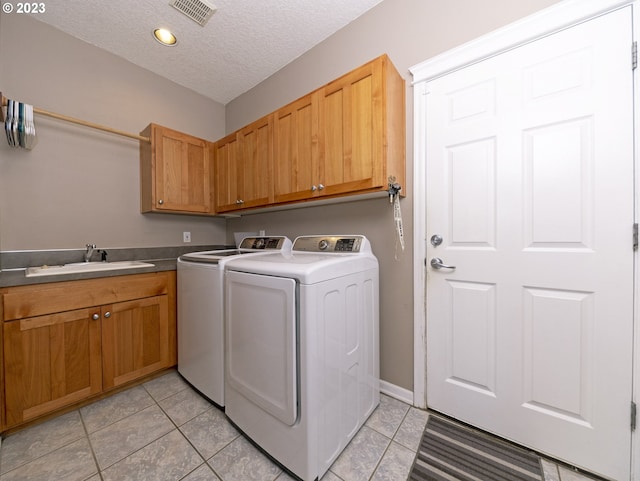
179;236;292;264
179;249;245;264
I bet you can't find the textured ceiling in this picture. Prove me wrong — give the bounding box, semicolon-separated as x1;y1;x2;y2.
27;0;384;105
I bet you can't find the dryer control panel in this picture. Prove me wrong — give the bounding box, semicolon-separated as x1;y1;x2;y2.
238;236;290;250
292;235;369;253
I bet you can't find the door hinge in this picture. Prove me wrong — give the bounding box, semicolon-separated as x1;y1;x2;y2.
632;402;637;431
633;41;637;70
634;223;638;250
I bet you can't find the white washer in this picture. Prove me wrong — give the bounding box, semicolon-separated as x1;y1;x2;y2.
177;236;291;407
224;235;379;481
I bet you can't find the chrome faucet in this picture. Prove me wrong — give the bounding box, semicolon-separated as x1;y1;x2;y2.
84;244;96;262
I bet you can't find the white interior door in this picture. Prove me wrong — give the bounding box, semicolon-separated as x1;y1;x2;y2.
425;7;634;480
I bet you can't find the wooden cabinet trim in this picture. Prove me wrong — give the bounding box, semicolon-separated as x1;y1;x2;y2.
1;272;171;321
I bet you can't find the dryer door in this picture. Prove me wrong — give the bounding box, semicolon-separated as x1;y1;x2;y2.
226;270;298;425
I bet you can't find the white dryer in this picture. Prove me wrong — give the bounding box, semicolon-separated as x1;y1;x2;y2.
176;236;291;407
224;235;379;481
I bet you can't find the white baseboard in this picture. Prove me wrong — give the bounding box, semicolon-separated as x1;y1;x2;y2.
380;380;414;406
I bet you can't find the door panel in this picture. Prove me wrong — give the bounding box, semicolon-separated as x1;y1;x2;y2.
102;295;170;389
273;93;319;203
425;8;633;480
3;308;102;427
226;271;298;426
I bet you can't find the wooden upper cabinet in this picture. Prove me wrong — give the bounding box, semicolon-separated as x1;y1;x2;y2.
212;54;405;212
214;115;272;213
140;123;214;215
273;92;320;203
239;116;272;209
212;132;240;212
317;54;405;198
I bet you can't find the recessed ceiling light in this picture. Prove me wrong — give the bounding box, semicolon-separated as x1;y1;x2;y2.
153;28;177;46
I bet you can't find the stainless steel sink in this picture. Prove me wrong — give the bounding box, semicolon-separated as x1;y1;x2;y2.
25;260;155;277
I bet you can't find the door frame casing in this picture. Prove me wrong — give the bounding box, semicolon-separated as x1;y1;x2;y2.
410;0;638;478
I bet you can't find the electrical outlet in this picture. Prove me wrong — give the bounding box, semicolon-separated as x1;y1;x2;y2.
183;231;191;243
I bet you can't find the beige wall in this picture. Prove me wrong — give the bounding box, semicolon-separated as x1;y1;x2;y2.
0;14;227;251
225;0;562;391
0;1;562;392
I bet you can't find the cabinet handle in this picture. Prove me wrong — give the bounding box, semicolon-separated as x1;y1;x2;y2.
318;184;325;191
238;199;244;205
92;313;99;320
311;185;317;192
158;199;164;205
104;311;111;318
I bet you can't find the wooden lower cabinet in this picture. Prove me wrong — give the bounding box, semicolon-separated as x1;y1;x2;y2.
0;272;176;430
3;308;102;428
102;296;169;390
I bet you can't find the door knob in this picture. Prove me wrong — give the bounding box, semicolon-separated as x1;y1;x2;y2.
430;258;456;270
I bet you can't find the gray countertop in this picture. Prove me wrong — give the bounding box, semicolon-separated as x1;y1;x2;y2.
0;244;231;288
0;259;178;288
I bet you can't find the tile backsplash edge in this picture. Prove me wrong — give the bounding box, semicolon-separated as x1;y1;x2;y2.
0;245;231;270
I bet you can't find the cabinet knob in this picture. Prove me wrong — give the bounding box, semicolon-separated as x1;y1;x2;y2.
158;199;164;205
237;199;244;205
104;311;111;318
92;313;99;320
311;185;317;192
318;184;325;191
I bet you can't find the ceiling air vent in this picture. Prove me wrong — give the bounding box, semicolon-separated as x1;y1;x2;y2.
169;0;217;26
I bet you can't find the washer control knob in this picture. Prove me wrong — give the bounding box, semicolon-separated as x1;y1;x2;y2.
318;239;329;251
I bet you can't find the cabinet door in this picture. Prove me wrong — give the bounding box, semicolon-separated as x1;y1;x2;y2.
273;93;320;203
319;59;385;196
238;116;272;209
3;308;102;428
214;117;272;212
154;126;212;213
102;295;170;390
213;132;241;212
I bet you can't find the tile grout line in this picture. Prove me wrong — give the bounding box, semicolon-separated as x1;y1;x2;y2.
144;380;237;481
77;408;104;481
0;412;89;479
83;380;200;477
143;381;217;481
328;399;414;481
366;404;414;481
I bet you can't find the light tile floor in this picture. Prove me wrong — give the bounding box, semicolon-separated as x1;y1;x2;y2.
0;370;605;481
